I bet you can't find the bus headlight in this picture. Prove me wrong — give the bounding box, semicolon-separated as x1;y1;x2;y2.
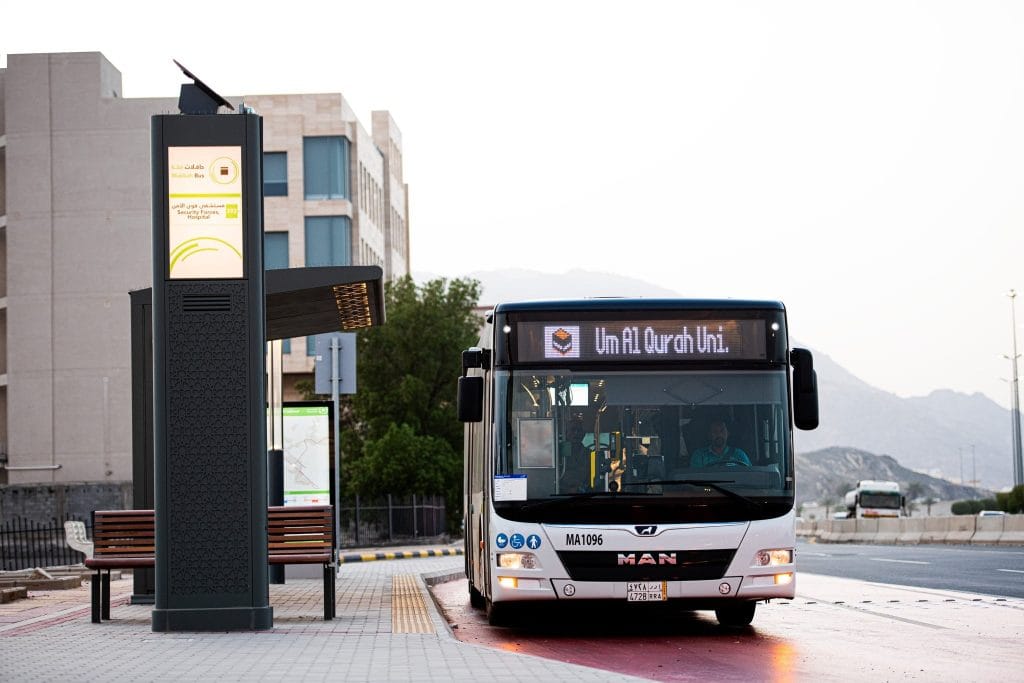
497;552;540;569
753;549;793;567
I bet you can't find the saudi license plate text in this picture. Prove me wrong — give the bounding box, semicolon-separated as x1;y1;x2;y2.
626;581;666;602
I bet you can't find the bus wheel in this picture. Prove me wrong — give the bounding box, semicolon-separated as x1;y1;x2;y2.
469;583;485;609
715;601;756;628
486;598;511;626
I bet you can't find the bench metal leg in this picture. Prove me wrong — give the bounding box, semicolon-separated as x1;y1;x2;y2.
91;571;102;623
330;565;336;619
323;564;335;620
101;571;111;620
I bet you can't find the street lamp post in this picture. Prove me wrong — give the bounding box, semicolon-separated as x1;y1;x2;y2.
959;446;964;485
971;444;976;487
1008;290;1024;488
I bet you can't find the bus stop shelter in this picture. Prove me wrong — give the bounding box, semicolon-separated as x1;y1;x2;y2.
129;265;384;601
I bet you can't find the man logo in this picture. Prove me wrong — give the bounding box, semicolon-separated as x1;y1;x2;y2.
635;525;657;536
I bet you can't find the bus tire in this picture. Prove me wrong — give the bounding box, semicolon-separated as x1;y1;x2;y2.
486;598;511;626
715;601;756;628
469;583;485;609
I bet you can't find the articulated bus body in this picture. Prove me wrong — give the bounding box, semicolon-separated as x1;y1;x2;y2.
459;299;819;627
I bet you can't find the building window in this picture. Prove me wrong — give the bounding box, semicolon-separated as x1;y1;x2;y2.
305;216;352;355
263;152;288;196
303;136;350;200
304;216;351;267
264;231;291;353
264;232;289;270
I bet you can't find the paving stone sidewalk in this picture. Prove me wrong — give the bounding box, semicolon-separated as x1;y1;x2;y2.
0;552;647;682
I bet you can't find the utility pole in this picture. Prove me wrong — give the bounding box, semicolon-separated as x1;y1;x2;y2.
971;444;976;487
959;446;964;485
1009;290;1024;488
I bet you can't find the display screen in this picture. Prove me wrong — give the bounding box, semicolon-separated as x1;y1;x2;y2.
167;145;244;279
515;319;768;363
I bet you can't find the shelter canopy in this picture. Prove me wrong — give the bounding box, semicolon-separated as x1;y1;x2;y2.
264;265;384;340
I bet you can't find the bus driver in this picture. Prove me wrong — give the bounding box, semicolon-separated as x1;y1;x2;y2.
689;420;751;468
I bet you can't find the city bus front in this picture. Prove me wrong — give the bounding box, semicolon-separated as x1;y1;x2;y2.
461;302;819;627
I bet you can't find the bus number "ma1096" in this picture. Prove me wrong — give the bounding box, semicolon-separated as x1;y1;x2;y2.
566;533;604;546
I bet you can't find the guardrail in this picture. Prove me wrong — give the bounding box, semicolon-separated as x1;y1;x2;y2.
796;515;1024;545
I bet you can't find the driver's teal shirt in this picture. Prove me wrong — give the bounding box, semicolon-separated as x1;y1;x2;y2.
689;446;751;467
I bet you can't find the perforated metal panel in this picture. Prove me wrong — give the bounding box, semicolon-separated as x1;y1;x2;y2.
165;282;251;595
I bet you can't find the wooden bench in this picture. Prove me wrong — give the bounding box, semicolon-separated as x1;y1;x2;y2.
84;505;335;623
84;510;155;623
267;505;336;620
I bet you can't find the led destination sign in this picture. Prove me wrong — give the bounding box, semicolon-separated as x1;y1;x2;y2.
515;319;768;362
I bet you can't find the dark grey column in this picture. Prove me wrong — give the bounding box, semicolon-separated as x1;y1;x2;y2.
129;289;155;604
267;449;284;584
151;113;271;631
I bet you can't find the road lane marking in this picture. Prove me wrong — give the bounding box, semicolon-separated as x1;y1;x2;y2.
870;558;929;565
798;593;948;630
996;569;1024;574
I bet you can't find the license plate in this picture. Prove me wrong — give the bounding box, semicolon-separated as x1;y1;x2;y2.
626;581;666;602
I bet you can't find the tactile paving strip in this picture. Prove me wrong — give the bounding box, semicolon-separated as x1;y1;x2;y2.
391;574;434;634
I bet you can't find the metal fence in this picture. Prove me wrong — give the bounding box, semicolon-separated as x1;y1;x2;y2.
0;515;89;571
337;494;447;547
1;495;447;568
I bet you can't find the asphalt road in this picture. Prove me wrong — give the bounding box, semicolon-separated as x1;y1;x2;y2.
796;539;1024;598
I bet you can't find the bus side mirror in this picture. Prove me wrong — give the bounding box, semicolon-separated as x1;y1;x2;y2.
791;347;819;431
458;376;483;423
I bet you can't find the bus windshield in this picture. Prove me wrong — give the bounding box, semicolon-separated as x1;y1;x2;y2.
492;368;793;524
860;493;901;509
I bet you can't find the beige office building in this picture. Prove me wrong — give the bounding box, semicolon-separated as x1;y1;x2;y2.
0;52;410;485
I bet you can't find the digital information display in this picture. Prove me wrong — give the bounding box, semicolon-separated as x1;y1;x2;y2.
515;319;767;362
167;145;244;279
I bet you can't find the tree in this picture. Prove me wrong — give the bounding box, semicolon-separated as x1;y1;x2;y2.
904;481;925;516
348;423;460;498
950;500;973;515
350;277;480;449
344;276;481;531
995;485;1024;514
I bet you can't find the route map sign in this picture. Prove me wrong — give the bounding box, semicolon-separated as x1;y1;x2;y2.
282;405;331;505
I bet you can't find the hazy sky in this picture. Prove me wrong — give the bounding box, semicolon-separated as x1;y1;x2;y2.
5;1;1024;408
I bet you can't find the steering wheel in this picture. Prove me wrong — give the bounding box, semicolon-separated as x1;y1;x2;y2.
719;459;751;468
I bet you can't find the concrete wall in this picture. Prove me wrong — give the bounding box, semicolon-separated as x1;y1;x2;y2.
796;515;1023;546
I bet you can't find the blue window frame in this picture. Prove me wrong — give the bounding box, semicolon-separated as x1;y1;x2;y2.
264;231;291;353
303;136;350;200
263;152;288;196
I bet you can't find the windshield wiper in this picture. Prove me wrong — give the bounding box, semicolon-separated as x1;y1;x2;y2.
519;489;658;512
621;479;766;510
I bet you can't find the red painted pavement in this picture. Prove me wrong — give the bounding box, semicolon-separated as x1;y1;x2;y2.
432;579;798;682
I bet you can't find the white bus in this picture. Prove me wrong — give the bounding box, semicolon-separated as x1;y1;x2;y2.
458;299;819;627
844;480;905;518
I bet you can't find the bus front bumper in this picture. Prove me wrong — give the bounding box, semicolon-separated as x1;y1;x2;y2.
491;575;796;602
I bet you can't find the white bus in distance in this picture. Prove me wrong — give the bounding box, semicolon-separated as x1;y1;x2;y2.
844;480;906;519
458;299;819;628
